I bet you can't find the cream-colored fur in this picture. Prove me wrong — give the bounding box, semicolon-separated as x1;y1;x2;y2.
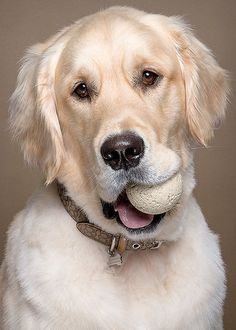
1;7;228;329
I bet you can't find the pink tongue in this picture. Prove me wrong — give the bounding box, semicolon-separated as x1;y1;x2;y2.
116;200;154;229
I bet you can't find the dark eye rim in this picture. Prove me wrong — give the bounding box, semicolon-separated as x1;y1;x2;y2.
141;69;163;86
72;82;90;100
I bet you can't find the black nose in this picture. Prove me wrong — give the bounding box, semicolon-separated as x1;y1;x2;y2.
100;132;145;170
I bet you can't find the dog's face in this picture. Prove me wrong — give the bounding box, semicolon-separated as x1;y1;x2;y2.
10;7;228;240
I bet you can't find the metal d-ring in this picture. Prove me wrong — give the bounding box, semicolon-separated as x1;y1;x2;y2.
108;236;117;256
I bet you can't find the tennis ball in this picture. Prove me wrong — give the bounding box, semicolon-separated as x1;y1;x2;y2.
126;173;183;215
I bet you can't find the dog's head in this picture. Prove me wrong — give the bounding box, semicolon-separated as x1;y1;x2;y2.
10;7;228;241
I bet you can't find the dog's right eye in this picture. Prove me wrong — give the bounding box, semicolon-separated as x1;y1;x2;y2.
72;83;89;99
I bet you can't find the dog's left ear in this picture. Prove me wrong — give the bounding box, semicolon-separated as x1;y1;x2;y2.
169;17;229;145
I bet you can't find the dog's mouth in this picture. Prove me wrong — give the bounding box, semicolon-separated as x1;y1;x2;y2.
101;192;166;233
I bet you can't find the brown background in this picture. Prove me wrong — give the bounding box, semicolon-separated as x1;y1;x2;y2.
0;0;235;328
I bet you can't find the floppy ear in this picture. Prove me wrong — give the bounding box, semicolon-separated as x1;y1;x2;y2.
9;40;65;183
169;17;229;145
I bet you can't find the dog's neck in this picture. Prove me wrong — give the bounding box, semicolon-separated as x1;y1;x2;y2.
57;182;165;267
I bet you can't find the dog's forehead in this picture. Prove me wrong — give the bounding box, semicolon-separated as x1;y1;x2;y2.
59;13;176;74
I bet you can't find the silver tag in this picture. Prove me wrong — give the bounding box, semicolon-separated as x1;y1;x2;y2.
108;252;122;267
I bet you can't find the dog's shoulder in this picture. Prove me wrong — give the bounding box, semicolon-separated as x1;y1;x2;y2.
6;186;57;240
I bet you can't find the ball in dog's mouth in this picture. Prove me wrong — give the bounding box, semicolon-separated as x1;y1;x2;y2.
101;193;166;233
101;173;182;233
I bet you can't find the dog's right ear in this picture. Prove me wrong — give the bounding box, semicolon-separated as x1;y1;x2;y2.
9;38;66;183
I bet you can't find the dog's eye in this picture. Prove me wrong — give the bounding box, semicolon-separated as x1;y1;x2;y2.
142;70;160;86
73;83;89;99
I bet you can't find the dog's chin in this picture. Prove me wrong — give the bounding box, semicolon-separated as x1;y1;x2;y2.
101;192;166;235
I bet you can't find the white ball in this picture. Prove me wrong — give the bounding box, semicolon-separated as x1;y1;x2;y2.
126;173;183;215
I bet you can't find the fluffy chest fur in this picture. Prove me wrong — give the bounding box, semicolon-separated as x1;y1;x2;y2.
1;186;225;330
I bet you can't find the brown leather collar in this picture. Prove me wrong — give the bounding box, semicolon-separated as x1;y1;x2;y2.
57;182;165;266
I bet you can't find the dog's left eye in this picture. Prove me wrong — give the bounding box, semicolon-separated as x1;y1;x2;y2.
142;70;160;86
73;83;89;99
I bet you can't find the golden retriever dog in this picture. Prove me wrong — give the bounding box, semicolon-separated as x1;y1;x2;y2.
0;6;229;329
